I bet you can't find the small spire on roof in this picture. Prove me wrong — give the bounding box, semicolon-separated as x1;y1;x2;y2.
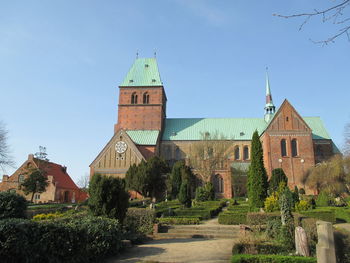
154;50;157;58
136;50;139;59
264;67;276;122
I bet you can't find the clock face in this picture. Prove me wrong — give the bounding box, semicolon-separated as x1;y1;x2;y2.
115;141;127;154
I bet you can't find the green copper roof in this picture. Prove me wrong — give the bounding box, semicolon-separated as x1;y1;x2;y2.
126;130;159;145
162;117;332;141
162;118;267;141
303;117;331;140
120;58;163;87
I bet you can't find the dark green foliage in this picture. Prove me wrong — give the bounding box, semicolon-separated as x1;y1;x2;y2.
123;208;155;243
0;216;122;263
232;241;286;255
195;182;215;201
269;168;288;193
247;131;268;208
170;161;184;199
334;229;350;263
125;157;169;199
280;187;294;225
316;191;334;207
88;174;129;222
21;169;48;202
0;192;27;219
218;212;247;225
292;186;299;204
266;218;282;238
158;216;200;225
178;181;191;208
299;188;306;194
231;254;316;263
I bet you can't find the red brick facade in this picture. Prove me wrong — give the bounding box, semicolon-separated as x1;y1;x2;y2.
114;86;167;132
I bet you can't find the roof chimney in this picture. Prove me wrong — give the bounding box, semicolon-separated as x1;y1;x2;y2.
62;166;67;173
28;154;34;160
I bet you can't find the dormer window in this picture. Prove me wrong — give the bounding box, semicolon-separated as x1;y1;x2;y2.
152;79;156;83
129;79;134;83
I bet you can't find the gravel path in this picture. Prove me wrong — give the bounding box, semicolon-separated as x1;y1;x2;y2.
107;238;236;263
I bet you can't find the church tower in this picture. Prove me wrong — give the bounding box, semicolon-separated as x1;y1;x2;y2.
114;57;167;133
264;72;275;122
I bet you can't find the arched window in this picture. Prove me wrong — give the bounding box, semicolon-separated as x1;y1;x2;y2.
234;147;240;160
243;146;249;160
291;139;298;157
281;139;287;157
18;174;25;183
143;92;150;104
131;92;138;104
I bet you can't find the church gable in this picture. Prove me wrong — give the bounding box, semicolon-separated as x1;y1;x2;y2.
90;130;145;176
266;99;311;133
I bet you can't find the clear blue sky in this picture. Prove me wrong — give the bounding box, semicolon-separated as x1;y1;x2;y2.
1;0;349;184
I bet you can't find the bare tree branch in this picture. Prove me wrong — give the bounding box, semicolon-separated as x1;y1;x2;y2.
0;121;15;171
274;0;350;45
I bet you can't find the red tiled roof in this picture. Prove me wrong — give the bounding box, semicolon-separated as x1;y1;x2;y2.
33;158;79;190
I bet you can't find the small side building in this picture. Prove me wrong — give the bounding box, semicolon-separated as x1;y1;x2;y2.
0;154;87;203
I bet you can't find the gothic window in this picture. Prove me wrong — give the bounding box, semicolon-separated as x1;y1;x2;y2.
143;92;150;104
131;92;138;104
234;146;240;160
281;139;287;157
243;146;249;160
291;139;298;157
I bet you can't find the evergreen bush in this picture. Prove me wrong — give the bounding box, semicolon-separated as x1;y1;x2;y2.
0;192;27;220
88;174;129;222
178;181;191;208
247;131;268;209
268;168;288;193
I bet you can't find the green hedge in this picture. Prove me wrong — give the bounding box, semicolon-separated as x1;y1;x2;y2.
174;209;211;220
158;216;200;225
0;216;123;263
300;209;336;223
246;212;280;226
232;242;286;255
231;254;316;263
219;212;247;225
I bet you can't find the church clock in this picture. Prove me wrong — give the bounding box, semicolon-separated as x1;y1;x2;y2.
115;141;127;154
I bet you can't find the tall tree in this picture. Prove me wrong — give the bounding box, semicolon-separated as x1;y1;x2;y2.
88;174;129;222
170;161;184;199
344;122;350;156
188;131;230;182
247;130;268;208
0;121;14;171
34;146;49;161
125;156;169;199
21;169;48;202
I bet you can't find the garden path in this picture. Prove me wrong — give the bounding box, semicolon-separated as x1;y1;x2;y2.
108;215;238;263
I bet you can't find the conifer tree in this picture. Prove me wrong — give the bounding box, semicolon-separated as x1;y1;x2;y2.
247;130;268;208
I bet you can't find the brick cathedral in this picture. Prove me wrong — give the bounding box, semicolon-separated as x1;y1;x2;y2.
90;57;339;198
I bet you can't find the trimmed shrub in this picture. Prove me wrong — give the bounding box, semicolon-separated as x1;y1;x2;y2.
0;192;27;219
266;218;282;238
178;181;191;208
0;216;122;263
158;216;200;225
174;208;212;220
334;229;350;263
246;212;280;226
218;212;247;225
124;208;155;235
231;254;316;263
300;209;336;223
232;242;286;255
32;211;64;221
